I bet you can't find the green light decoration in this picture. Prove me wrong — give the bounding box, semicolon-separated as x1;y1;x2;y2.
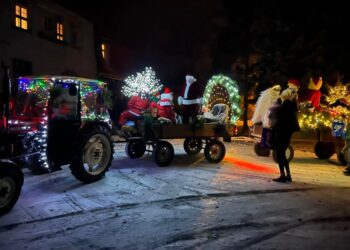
203;74;241;124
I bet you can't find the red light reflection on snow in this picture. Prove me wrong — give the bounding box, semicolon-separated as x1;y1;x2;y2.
224;156;278;174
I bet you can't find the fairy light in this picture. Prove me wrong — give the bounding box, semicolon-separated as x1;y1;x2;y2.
122;67;163;98
15;76;112;170
203;74;241;124
325;82;350;104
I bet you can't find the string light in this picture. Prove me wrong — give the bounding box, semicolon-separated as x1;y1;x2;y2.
325;82;350;104
203;74;241;124
122;67;163;98
15;76;111;170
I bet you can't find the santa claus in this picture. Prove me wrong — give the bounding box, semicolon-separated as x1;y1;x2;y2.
178;75;203;123
157;87;176;123
118;94;149;127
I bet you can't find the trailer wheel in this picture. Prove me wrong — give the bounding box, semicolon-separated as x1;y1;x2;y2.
315;141;335;159
70;128;113;183
337;147;348;166
153;141;174;167
272;145;294;163
204;140;226;163
125;141;146;159
0;163;23;216
254;142;270;157
184;138;202;155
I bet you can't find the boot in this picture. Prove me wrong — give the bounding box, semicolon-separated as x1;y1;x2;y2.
273;175;287;183
286;174;292;182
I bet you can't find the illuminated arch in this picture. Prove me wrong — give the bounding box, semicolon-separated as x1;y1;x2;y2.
203;74;241;124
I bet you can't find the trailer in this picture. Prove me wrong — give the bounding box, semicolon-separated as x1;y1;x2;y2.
250;123;345;163
114;123;235;166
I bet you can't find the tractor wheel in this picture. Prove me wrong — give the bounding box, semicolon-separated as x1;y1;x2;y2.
0;163;23;216
204;140;226;163
70;127;113;183
272;145;294;163
183;138;202;155
125;141;146;159
153;141;174;167
315;141;335;159
254;142;270;157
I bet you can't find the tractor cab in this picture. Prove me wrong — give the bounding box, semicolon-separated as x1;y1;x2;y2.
5;76;113;182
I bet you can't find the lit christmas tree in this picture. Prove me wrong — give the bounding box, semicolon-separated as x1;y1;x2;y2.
325;82;349;104
122;67;163;99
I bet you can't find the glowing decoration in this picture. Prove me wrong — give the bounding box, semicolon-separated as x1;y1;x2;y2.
15;76;111;170
332;120;346;137
297;110;333;129
325;82;350;104
122;67;163;98
203;74;241;124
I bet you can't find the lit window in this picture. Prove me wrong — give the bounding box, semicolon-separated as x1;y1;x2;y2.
15;5;28;30
101;43;106;59
56;22;64;41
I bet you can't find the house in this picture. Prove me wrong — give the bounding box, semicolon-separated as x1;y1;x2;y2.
0;0;97;93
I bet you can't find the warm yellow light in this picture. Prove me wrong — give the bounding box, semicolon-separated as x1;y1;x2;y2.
21;19;27;30
15;5;28;30
15;5;20;15
56;22;64;41
15;17;20;27
22;8;27;18
101;43;106;59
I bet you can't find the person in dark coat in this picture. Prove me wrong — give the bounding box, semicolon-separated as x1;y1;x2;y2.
269;91;300;183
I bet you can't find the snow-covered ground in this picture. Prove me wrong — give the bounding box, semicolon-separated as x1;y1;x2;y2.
0;138;349;249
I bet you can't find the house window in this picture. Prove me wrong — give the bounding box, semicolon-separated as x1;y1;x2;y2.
56;22;64;41
15;4;28;30
101;43;107;59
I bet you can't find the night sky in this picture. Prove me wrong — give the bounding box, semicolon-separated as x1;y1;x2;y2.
56;0;350;90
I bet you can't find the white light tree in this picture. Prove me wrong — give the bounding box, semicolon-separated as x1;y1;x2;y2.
122;67;163;98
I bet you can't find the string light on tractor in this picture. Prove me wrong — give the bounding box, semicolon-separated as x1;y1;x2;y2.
203;74;241;124
122;67;163;99
16;76;112;170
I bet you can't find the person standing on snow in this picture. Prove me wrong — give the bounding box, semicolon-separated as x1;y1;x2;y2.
269;90;300;183
344;119;350;174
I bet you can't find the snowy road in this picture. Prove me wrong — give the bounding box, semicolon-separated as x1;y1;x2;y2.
0;139;349;249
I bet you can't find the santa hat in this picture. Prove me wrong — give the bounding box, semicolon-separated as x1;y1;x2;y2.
287;79;300;89
164;87;172;94
186;75;197;84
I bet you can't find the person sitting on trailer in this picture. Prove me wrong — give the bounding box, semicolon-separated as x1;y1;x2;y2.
118;93;149;135
157;87;176;123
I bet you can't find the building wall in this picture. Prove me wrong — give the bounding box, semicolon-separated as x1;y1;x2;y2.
0;0;97;92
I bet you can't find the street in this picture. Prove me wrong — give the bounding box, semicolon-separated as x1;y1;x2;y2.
0;139;349;250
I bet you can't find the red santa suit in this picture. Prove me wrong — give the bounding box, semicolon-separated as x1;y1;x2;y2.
118;95;149;126
299;77;322;109
157;88;176;123
178;75;203;123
